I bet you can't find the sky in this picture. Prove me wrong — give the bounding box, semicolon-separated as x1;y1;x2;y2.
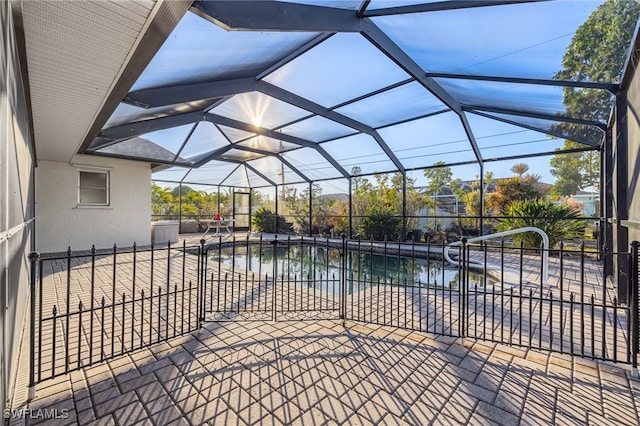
122;1;611;192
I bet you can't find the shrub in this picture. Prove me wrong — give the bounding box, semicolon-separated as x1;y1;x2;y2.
497;199;586;249
359;208;402;241
486;175;548;215
252;208;287;233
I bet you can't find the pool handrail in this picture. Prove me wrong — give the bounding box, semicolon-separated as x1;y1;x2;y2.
444;226;549;285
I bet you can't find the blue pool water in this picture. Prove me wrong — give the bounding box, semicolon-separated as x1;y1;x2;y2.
209;244;494;294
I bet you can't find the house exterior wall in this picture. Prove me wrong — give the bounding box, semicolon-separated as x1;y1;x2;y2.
36;156;152;253
1;2;36;411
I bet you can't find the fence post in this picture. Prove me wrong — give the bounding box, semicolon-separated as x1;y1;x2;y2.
271;236;278;321
341;234;347;323
460;238;467;339
28;251;40;400
198;238;206;328
631;241;639;377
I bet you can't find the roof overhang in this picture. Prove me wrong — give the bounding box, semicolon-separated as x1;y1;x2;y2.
14;0;191;164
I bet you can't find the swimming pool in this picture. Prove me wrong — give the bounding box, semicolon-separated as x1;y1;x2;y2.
208;243;495;295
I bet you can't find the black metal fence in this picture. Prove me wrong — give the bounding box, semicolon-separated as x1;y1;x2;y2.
344;238;636;364
200;236;343;321
30;236;640;387
199;235;637;367
29;242;202;385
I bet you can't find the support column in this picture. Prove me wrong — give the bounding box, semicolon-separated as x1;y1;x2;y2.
309;181;313;237
615;91;629;303
479;163;484;236
603;128;613;271
402;173;407;240
275;185;279;235
348;178;353;238
248;188;253;233
178;183;183;231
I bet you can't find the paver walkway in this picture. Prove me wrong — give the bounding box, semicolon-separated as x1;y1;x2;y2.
13;234;639;425
12;319;640;425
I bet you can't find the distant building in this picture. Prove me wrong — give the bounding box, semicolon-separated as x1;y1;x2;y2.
566;191;599;217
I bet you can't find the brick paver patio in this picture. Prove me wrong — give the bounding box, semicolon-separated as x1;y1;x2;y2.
12;320;640;425
10;234;640;425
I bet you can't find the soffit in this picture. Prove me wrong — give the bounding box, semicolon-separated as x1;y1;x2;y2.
17;0;190;163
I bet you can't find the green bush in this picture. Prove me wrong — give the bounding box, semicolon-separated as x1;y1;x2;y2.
252;208;287;233
497;199;586;249
359;208;402;241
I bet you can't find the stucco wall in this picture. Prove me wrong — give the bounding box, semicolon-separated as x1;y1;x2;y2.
36;155;151;253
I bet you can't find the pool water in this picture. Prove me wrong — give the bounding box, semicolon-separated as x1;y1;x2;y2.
209;244;496;294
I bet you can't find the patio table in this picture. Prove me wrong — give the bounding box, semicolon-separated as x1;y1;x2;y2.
201;218;235;237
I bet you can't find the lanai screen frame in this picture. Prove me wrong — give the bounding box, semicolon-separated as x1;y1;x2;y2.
83;0;635;236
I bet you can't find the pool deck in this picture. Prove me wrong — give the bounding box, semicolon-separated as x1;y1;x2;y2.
13;320;640;426
10;233;640;425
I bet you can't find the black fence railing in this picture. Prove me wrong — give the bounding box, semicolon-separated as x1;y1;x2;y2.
30;236;639;387
343;238;633;362
29;242;202;386
197;235;636;364
200;236;343;321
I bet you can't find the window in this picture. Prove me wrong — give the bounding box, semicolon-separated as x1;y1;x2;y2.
78;171;109;206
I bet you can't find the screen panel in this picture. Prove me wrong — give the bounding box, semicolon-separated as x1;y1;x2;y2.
372;2;604;81
133;11;320;90
264;33;410;107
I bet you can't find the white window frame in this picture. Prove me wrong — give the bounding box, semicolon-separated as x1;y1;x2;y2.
77;169;110;206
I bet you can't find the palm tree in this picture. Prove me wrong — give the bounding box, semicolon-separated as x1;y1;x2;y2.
151;183;174;215
484;171;494;187
510;163;529;178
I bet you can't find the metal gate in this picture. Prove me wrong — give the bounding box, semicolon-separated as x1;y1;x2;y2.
200;236;344;321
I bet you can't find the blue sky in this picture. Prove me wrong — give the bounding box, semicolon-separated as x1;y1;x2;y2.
131;1;609;191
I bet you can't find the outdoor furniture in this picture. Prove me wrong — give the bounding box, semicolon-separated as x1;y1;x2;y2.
151;221;179;244
201;218;235;238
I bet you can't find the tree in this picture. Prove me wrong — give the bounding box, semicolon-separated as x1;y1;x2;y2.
151;183;175;216
394;173;425;231
457;171;496;229
350;172;425;239
281;185;316;233
351;166;362;193
459;190;481;228
510;163;529;178
486;173;548;216
549;151;589;197
423;161;453;194
550;0;640;196
359;207;402;241
155;184;227;220
484;171;494;188
252;207;287;233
